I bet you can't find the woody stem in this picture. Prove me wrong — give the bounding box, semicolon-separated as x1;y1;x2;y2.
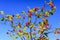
30;28;32;40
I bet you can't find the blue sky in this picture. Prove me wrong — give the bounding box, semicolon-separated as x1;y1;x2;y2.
0;0;60;40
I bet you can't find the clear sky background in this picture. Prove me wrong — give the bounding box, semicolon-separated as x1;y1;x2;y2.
0;0;60;40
